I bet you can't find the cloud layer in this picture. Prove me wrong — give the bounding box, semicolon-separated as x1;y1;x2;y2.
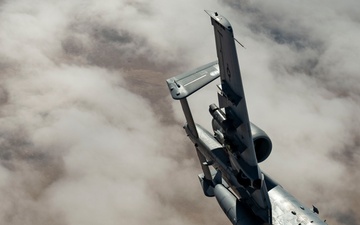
0;1;359;225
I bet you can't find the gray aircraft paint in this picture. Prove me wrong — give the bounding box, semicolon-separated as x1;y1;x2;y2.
166;11;328;225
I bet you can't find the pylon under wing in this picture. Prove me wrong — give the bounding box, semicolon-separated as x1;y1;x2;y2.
166;10;329;225
206;10;272;223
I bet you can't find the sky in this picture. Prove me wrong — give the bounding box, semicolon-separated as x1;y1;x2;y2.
0;0;359;225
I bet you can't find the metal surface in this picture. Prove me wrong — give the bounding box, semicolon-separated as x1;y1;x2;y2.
207;10;271;222
166;61;219;99
165;10;328;225
269;186;326;225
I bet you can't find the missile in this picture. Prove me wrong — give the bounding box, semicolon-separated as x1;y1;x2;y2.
209;104;234;133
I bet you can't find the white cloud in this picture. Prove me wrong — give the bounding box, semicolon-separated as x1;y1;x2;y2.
0;0;359;225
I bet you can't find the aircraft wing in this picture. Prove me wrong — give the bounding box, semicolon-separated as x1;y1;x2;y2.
166;61;219;100
206;10;272;223
207;10;259;182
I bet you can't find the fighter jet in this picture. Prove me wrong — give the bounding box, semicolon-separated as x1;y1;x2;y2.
166;11;328;225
